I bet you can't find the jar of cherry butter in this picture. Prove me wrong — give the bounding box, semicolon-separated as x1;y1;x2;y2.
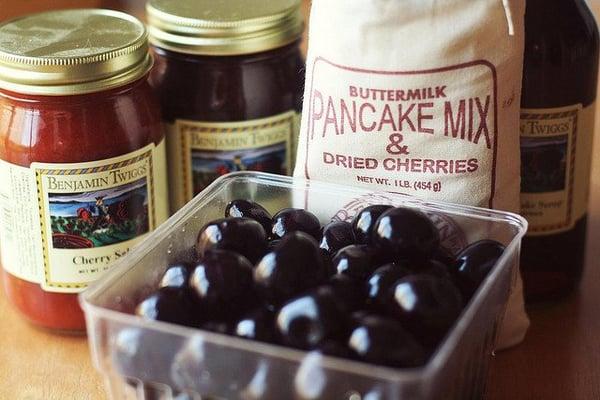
0;9;169;331
147;0;305;212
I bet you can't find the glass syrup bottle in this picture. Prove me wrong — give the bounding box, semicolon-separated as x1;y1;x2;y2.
520;0;599;302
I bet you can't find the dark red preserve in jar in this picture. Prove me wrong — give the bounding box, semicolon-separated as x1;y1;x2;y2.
0;9;169;331
147;0;305;211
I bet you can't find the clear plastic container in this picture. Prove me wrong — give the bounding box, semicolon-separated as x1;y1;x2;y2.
80;172;527;400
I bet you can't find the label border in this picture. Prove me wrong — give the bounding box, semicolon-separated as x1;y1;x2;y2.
520;108;579;233
176;111;297;203
34;148;156;290
303;57;500;209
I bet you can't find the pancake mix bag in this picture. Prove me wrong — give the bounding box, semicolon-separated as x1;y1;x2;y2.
294;0;529;348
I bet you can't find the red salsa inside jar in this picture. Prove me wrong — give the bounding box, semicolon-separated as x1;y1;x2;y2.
0;9;169;331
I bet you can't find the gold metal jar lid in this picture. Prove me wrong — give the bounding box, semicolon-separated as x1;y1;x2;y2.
0;9;152;96
146;0;304;56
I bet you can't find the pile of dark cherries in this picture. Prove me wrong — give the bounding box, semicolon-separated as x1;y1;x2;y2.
135;200;505;368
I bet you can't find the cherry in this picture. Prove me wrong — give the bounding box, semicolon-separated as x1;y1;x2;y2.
333;245;381;281
172;335;256;398
159;263;194;289
348;315;427;368
241;361;289;400
316;340;355;359
189;249;256;320
352;205;393;244
113;328;180;386
319;221;356;255
276;286;349;350
234;307;278;343
365;263;411;308
179;246;201;265
328;274;366;312
372;207;440;261
255;232;327;306
135;287;198;327
196;217;267;264
432;246;455;267
406;259;451;279
271;208;321;239
226;199;273;233
267;239;281;252
351;310;371;323
452;240;506;299
320;248;336;278
386;275;463;346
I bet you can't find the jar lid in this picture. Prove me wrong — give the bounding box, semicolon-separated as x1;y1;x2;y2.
0;9;152;96
146;0;304;56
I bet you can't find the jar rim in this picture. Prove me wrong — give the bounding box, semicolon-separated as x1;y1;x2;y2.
0;9;152;96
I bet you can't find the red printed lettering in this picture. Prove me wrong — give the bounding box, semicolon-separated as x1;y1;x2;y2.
311;90;324;139
398;103;416;132
359;103;377;132
340;99;357;134
444;100;466;139
473;96;491;149
418;102;434;134
323;96;340;137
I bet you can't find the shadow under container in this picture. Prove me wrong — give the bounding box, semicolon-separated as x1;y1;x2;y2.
0;9;169;332
147;0;306;213
81;172;527;400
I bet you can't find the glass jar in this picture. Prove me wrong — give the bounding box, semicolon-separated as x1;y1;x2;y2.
0;9;169;331
147;0;305;212
520;0;599;302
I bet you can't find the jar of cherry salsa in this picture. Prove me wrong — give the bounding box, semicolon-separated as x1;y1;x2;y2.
0;9;169;332
147;0;305;211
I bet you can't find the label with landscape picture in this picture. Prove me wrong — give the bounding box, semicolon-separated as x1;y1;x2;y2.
520;103;595;235
166;111;299;211
0;141;168;293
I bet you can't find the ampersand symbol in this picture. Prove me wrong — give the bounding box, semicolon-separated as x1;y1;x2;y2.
386;133;410;155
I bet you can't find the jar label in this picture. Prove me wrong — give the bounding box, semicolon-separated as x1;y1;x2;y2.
166;111;300;211
0;140;169;293
520;104;596;235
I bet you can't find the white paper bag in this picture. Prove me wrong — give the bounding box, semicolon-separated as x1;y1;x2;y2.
295;0;529;349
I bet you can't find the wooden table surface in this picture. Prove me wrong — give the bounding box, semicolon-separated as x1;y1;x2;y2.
2;1;600;399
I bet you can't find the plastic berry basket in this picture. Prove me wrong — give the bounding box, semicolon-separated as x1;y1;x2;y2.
80;172;527;400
